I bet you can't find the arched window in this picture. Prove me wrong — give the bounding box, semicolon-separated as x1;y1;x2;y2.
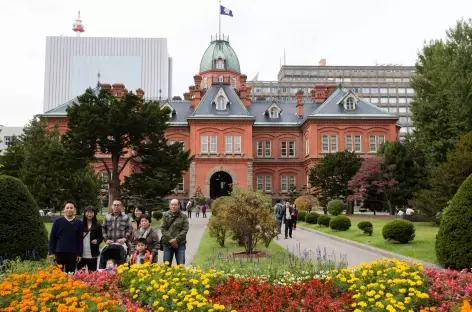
345;97;355;110
269;107;279;118
218;75;223;83
216;95;226;110
216;59;224;69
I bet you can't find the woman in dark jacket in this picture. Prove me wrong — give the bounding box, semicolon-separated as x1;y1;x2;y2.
78;205;103;271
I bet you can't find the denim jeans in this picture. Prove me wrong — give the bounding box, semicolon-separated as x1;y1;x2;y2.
163;244;186;266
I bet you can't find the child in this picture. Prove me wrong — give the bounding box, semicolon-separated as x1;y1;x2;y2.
195;205;201;218
130;238;152;265
201;204;207;218
98;259;116;272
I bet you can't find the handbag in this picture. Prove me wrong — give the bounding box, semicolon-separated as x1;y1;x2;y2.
159;214;178;251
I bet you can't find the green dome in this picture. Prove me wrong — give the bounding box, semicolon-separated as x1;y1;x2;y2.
199;40;241;73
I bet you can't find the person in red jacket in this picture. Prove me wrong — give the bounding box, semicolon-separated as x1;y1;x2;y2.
129;238;152;265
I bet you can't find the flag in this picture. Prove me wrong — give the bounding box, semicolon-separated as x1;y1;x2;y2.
220;5;233;17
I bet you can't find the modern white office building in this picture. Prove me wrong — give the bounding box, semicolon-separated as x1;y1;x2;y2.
43;36;173;112
0;126;23;154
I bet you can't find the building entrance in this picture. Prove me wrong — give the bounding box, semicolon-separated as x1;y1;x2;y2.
209;171;233;199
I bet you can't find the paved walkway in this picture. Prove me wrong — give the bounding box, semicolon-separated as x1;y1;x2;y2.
156;212;210;266
274;225;437;268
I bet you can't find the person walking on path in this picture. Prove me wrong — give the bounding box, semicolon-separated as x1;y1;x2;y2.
102;199;131;253
195;205;201;218
201;204;207;218
49;200;83;273
78;205;103;272
282;201;294;239
186;200;194;218
129;214;159;263
292;204;298;230
274;200;284;234
161;199;189;266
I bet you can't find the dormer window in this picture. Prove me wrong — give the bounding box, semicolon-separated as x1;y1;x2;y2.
216;59;224;69
218;75;223;83
213;87;230;111
217;96;226;110
269;107;279;118
161;103;175;118
344;97;356;110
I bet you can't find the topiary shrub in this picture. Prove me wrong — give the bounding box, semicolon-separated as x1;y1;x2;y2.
382;220;415;244
317;215;331;227
327;199;344;216
0;175;48;260
297;211;307;223
329;216;351;231
152;211;163;221
305;212;319;224
294;195;319;212
357;221;373;236
436;174;472;269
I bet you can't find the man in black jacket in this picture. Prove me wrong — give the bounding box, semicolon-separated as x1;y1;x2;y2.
281;201;294;239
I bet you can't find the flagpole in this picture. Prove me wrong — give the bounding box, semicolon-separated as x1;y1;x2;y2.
218;0;221;40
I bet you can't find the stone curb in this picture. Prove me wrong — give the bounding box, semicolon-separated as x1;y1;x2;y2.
298;225;440;268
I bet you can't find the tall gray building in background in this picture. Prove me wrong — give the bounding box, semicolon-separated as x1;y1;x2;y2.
43;36;173;112
248;59;415;137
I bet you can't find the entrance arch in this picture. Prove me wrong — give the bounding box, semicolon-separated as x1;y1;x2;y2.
209;171;233;199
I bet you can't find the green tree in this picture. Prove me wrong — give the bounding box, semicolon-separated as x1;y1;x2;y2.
411;19;472;166
410;132;472;216
0;136;24;178
62;88;192;207
436;173;472;269
309;151;362;207
0;175;48;260
287;183;300;204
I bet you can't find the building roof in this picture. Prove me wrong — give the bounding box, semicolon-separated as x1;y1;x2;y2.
199;39;240;73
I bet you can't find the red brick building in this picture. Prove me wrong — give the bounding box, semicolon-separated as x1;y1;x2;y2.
40;36;399;201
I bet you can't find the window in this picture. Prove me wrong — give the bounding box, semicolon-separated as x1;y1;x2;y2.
225;136;232;153
201;136;208;153
203;77;208;89
257;176;272;192
322;135;329;152
216;59;224;69
216;95;226;110
305;138;309;156
210;136;217;153
174;177;184;192
346;135;353;151
218;75;223;83
345;97;355;110
369;135;376;152
232;77;237;88
3;136;12;147
281;176;296;192
256;141;271;157
355;135;361;152
234;136;241;153
399;107;407;113
379;135;385;146
280;141;295;157
269;107;279;118
331;136;337;152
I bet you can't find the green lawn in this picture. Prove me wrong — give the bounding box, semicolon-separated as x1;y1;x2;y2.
299;216;439;264
192;227;288;267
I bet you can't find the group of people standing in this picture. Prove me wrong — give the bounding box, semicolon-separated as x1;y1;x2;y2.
48;198;189;273
274;200;298;239
183;199;208;218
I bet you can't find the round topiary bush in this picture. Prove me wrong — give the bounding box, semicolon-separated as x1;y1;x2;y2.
318;215;331;227
152;211;163;221
297;211;307;223
327;199;344;216
436;174;472;269
305;212;319;224
357;220;373;236
382;220;415;244
329;216;351;231
0;175;48;260
294;195;319;212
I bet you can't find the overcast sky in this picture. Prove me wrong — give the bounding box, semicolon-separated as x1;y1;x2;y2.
1;0;471;127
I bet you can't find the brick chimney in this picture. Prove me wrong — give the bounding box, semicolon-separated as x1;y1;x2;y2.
310;84;337;104
296;90;304;117
183;92;191;101
238;74;251;107
136;88;144;98
111;83;127;99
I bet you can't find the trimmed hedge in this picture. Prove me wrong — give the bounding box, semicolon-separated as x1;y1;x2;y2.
436;173;472;269
297;211;307;223
0;175;48;260
382;220;415;244
329;216;351;231
317;215;331;227
305;212;319;224
327;199;344;216
357;220;373;236
152;211;163;221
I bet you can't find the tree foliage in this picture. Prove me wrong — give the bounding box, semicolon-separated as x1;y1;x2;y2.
309;151;362;206
294;195;319;212
287;184;300;204
411;19;472;166
0;136;24;178
410;132;472;216
436;173;472;269
62;88;192;207
0;175;48;260
348;157;398;215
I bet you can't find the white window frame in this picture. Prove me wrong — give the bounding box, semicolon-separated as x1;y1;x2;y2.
225;136;232;153
264;176;272;192
281;176;288;192
378;135;385;147
257;176;264;191
331;135;338;152
305;138;309;156
201;135;208;153
281;142;287;157
269;107;279;118
210;136;217;153
264;141;271;157
288;141;296;157
174;176;184;193
345;135;353;152
234;136;241;153
322;135;329;152
289;176;296;189
216;95;226;110
218;75;223;83
256;141;263;157
345;97;355;110
369;135;377;152
216;59;224;69
354;135;361;152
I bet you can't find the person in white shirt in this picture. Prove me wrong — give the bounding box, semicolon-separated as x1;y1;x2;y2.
281;201;294;239
405;208;414;215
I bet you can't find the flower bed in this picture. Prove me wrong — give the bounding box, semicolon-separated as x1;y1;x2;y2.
2;258;472;311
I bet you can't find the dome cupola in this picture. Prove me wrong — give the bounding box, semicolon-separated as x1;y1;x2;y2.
199;35;240;73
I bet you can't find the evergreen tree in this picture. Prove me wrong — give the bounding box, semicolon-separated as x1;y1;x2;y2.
0;136;24;178
287;184;300;204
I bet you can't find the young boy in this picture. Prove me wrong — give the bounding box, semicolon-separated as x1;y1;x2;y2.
130;238;152;265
